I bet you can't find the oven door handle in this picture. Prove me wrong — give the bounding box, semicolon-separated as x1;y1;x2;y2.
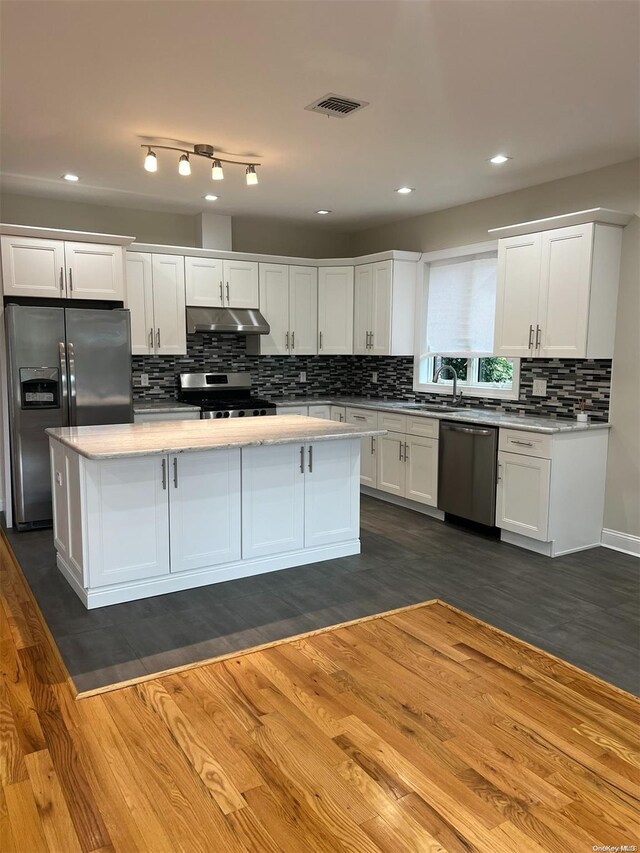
441;424;492;436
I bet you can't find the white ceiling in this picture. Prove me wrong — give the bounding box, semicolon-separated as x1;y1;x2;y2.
1;0;638;228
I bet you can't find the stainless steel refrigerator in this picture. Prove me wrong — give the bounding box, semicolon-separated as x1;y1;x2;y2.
5;305;133;529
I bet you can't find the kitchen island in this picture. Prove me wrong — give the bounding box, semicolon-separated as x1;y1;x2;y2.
47;416;384;609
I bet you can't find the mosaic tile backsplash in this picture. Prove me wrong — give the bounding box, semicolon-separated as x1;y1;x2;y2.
132;335;611;421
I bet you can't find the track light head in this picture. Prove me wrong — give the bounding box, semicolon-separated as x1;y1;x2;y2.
144;148;158;173
211;159;224;181
246;165;258;186
178;154;191;176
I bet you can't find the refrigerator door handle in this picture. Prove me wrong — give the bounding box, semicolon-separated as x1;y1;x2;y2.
68;342;77;426
58;342;69;427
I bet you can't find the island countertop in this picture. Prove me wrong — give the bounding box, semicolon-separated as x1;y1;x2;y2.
47;415;385;460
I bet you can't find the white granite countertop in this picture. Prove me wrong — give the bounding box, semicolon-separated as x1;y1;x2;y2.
273;396;610;434
47;416;385;460
133;400;201;414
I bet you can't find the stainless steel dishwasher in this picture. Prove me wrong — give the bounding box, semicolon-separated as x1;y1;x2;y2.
438;421;498;526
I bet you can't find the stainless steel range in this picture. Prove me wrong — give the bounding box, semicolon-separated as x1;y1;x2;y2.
177;373;276;419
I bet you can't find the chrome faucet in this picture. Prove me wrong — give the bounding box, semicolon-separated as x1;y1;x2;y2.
434;364;463;405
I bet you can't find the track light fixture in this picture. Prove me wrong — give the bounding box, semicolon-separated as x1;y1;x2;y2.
141;142;260;185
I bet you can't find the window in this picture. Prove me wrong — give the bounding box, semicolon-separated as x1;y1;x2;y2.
414;242;520;400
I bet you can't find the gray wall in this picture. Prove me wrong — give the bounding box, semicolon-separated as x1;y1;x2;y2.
0;193;352;257
350;158;640;540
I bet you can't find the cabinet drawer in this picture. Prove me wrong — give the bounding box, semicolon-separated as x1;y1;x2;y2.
345;408;378;428
378;412;407;433
406;416;439;439
499;429;552;459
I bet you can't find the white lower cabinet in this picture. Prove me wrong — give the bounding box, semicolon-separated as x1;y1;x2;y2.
308;405;331;419
330;406;346;422
169;450;242;572
85;455;170;588
375;417;439;508
346;408;379;488
242;440;359;558
276;405;308;416
241;443;306;559
495;427;609;556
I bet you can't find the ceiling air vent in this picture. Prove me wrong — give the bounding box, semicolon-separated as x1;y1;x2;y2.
305;93;369;118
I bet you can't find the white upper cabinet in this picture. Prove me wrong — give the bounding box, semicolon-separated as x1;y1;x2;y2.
126;253;154;355
494;222;623;358
259;263;318;356
318;266;354;354
184;257;258;308
494;234;542;358
126;252;186;356
224;259;259;308
1;236;124;301
184;256;224;307
354;260;416;356
1;236;66;298
65;242;125;300
259;263;291;355
289;265;318;355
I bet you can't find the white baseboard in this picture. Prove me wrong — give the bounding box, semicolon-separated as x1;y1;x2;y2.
58;540;361;609
361;486;445;519
601;528;640;558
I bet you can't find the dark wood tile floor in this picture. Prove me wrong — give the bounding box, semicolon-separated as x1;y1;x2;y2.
4;495;639;694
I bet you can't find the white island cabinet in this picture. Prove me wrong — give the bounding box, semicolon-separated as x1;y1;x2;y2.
47;416;382;608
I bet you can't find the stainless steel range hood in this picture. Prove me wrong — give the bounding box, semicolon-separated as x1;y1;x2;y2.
186;306;270;335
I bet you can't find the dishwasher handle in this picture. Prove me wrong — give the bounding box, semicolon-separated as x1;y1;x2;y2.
441;423;493;436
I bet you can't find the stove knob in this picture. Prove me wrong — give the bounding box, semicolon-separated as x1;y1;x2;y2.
223;411;230;418
238;410;245;417
253;410;259;416
215;411;223;419
260;409;266;416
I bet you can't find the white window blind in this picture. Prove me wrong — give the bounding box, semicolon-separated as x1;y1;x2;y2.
423;253;497;356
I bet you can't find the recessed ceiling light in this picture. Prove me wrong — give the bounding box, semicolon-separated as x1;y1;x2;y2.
204;194;219;201
489;154;510;164
315;209;332;215
62;173;80;182
395;187;414;194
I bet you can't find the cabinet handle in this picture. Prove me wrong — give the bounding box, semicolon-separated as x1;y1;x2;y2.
370;331;374;349
59;267;64;291
497;461;502;483
161;458;167;490
300;445;305;473
156;328;161;349
404;442;409;462
219;282;224;303
226;282;230;303
365;331;370;349
291;331;295;350
528;324;534;349
285;331;289;350
68;268;73;291
173;457;178;488
149;327;154;348
371;436;376;454
511;439;534;447
399;441;404;462
535;325;541;349
308;445;313;473
319;331;323;350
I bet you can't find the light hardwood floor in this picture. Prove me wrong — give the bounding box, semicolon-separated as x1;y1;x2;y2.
1;534;638;852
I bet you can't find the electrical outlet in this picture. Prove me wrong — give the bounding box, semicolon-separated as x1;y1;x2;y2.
140;373;149;387
532;378;547;396
299;371;306;383
372;372;378;384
